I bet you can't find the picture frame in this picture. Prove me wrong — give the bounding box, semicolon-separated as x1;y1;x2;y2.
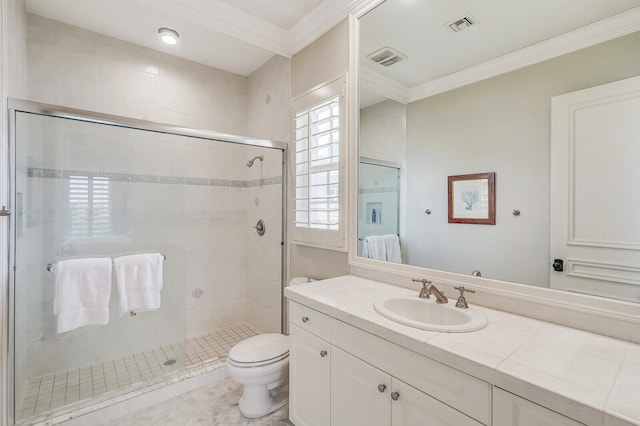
448;172;495;225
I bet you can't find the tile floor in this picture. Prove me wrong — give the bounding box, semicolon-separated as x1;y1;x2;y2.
108;376;291;425
17;323;260;422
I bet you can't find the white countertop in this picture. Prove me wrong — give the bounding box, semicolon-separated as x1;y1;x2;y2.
284;275;640;426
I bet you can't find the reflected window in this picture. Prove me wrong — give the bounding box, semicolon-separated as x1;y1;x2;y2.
68;176;111;237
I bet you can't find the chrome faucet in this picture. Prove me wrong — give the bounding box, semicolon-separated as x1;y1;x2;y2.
412;278;448;304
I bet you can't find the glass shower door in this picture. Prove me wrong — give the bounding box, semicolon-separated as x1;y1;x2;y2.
12;111;189;422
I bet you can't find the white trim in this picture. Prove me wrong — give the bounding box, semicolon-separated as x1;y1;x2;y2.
139;0;291;57
360;67;410;105
291;75;348;252
567;259;640;287
289;0;375;55
140;0;377;59
409;6;640;102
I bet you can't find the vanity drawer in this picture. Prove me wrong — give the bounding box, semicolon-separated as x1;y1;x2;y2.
289;301;331;341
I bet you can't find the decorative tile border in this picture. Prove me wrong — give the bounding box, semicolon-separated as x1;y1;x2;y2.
27;168;281;188
359;186;399;194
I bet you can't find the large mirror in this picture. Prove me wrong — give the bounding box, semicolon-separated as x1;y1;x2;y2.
357;0;640;303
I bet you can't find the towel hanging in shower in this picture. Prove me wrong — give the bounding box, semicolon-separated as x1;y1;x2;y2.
114;253;164;315
53;257;112;333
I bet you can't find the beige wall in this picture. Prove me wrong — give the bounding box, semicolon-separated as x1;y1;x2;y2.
289;20;351;280
404;31;640;286
291;20;349;99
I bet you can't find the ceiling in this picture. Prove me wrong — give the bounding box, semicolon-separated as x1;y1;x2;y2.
25;0;640;91
360;0;640;106
25;0;361;76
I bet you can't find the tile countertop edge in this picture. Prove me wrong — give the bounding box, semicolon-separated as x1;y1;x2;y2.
284;276;640;426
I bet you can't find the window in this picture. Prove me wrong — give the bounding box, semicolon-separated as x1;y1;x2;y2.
291;76;347;250
68;175;111;238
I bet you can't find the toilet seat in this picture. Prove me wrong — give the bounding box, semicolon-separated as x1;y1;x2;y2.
228;333;289;368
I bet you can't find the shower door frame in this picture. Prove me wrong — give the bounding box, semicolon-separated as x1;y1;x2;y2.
4;98;289;425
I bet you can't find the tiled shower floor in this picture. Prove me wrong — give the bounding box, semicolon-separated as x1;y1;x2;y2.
17;322;260;421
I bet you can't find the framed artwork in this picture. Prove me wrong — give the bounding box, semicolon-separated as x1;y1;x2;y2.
448;172;495;224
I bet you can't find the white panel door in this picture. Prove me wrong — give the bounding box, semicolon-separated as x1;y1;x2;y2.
390;378;483;426
331;346;390;426
493;388;582;426
550;74;640;302
289;325;331;426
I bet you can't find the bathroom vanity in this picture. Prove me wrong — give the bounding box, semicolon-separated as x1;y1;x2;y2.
285;276;639;426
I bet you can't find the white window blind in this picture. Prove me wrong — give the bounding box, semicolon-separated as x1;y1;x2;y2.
291;76;346;251
69;175;111;237
295;96;340;230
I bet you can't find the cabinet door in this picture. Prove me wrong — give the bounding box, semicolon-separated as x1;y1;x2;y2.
289;324;331;426
391;378;483;426
493;388;583;426
331;347;390;426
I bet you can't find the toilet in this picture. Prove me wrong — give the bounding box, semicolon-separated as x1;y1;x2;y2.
226;277;314;418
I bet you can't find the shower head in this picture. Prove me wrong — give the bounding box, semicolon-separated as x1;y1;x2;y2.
246;155;264;167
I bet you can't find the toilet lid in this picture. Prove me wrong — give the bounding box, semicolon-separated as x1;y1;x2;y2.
228;333;289;364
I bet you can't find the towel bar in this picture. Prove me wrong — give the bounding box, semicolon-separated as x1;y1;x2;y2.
47;254;166;272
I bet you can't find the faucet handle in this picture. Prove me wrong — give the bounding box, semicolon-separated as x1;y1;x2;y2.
453;286;475;309
413;278;432;298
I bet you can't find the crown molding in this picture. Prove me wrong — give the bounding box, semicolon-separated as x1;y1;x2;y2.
409;6;640;102
288;0;374;55
360;66;410;104
139;0;291;57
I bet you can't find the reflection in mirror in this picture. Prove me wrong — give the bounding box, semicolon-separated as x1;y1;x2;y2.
358;0;640;302
358;159;401;262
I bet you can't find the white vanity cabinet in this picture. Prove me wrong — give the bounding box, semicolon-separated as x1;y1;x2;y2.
331;346;483;426
492;388;583;426
289;302;332;426
288;300;490;426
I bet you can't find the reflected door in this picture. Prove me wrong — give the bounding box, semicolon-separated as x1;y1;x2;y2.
357;161;400;259
550;75;640;302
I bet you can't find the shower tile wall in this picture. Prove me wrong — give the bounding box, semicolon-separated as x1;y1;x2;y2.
14;112;283;407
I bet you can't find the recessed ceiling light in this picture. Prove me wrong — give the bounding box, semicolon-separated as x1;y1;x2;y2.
158;27;179;45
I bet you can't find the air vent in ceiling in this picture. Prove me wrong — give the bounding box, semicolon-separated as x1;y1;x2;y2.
448;15;477;32
366;47;407;67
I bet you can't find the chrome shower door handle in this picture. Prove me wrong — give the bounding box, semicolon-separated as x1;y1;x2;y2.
0;206;10;217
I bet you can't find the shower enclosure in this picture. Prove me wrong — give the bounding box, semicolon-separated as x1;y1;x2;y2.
7;100;286;424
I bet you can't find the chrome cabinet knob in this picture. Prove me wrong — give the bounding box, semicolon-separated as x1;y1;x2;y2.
391;391;400;401
320;350;328;357
377;384;387;393
301;316;309;323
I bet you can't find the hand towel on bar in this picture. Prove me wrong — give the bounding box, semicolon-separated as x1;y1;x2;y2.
383;234;402;264
53;257;112;333
362;235;387;260
114;253;164;315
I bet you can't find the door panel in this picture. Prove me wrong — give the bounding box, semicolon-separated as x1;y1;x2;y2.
550;75;640;302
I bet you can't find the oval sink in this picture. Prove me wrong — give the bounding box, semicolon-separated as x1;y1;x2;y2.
373;296;488;332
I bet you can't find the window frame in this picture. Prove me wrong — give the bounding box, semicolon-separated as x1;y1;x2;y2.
291;75;348;251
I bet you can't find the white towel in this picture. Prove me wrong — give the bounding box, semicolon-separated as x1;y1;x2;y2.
114;253;164;315
53;258;112;333
383;234;402;264
362;235;387;260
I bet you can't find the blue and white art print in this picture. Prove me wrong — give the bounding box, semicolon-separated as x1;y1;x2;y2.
448;172;496;224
